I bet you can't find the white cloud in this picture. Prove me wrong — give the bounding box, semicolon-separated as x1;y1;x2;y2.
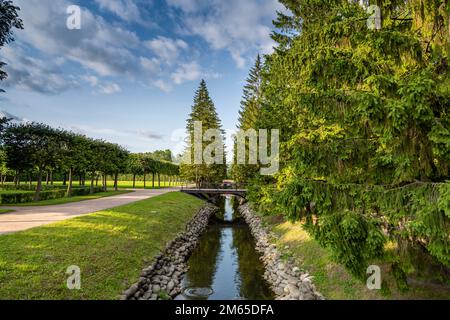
145;36;188;63
153;79;173;92
94;0;153;27
1;46;78;94
166;0;203;13
83;75;99;86
99;83;121;94
13;0;142;78
171;61;202;84
82;75;121;95
167;0;282;68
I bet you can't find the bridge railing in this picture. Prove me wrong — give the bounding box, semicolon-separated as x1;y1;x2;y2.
180;182;247;191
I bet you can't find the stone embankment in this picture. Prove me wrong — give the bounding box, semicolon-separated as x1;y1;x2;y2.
121;204;217;300
239;203;324;300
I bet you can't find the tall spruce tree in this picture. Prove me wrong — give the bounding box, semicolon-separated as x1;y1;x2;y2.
251;0;449;286
231;55;263;184
180;80;227;187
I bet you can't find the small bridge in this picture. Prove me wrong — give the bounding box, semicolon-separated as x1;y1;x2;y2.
181;187;247;201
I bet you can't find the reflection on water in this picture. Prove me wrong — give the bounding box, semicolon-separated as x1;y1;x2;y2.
176;196;274;300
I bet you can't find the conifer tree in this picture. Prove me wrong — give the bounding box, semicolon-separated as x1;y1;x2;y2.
251;0;450;285
231;55;264;184
180;80;227;187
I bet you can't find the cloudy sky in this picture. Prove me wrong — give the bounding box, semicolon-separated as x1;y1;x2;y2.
0;0;284;156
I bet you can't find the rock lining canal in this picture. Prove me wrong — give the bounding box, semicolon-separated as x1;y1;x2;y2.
122;195;322;300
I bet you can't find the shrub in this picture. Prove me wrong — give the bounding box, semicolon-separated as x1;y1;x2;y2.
0;186;104;204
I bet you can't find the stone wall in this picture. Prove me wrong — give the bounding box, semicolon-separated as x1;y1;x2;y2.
238;203;325;300
121;204;218;300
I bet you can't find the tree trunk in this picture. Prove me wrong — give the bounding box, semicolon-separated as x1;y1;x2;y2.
96;175;99;186
46;172;49;185
103;174;107;192
29;174;32;187
158;173;161;188
143;173;146;189
66;167;73;197
63;173;67;186
132;174;136;188
90;173;95;195
50;171;53;185
114;172;118;191
34;170;43;201
152;173;155;188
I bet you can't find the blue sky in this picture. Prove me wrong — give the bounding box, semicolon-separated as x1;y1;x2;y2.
0;0;284;156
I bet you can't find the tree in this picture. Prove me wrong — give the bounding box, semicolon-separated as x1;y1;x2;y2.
0;0;23;91
62;132;89;197
180;80;227;187
251;0;449;285
3;123;65;200
128;153;144;188
111;145;129;191
150;149;173;162
231;54;263;184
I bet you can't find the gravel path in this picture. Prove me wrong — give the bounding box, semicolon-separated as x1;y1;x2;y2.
0;188;178;235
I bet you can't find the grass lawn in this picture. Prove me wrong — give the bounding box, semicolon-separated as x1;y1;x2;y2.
0;190;131;207
0;209;14;214
0;192;204;299
262;215;450;300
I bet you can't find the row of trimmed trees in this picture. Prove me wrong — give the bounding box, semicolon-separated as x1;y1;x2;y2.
0;121;179;201
128;153;179;189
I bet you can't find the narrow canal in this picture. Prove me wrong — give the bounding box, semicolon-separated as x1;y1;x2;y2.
176;196;274;300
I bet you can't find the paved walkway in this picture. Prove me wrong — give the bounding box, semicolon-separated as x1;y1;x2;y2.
0;188;178;235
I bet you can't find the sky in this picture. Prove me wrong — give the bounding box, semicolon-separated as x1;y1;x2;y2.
0;0;285;157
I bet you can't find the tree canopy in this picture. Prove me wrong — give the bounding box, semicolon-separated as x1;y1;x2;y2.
244;0;449;287
0;0;23;89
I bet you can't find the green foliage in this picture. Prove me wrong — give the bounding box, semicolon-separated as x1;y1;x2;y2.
231;55;263;183
0;0;23;88
0;186;103;204
180;80;227;186
248;0;450;288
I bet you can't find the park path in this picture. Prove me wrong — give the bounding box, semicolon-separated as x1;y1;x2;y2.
0;188;178;235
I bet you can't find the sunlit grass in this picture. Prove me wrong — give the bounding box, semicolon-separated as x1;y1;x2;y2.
0;192;204;300
0;209;14;214
264;217;450;300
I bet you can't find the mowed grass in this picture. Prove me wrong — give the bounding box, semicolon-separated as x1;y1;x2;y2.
263;216;450;300
0;190;131;207
0;209;14;214
0;192;204;300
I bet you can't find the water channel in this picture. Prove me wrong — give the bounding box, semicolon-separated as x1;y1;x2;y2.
176;196;274;300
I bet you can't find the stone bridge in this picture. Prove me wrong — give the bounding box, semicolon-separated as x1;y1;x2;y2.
180;188;247;201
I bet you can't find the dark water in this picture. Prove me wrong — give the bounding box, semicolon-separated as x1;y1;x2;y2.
176;196;274;300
